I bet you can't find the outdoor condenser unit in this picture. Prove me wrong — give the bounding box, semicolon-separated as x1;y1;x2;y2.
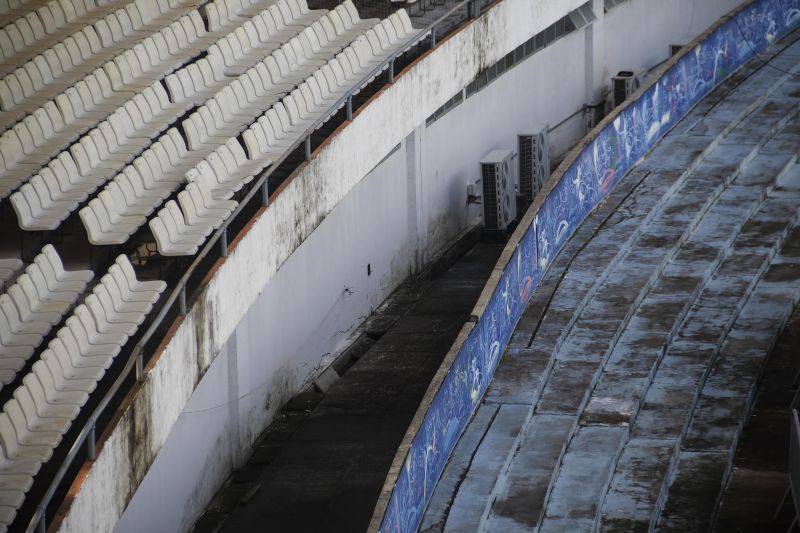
518;128;550;201
480;149;517;231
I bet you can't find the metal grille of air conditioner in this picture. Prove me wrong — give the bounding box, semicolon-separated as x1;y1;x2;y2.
481;162;499;230
518;130;550;201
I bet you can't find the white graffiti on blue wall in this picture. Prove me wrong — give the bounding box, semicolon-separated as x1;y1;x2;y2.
378;1;800;531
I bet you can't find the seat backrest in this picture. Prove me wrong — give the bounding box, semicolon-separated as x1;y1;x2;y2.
31;359;59;398
242;126;264;158
7;285;35;321
53;332;84;367
16;273;44;307
5;398;33;438
12;386;47;439
85;293;113;327
74;304;103;337
0;412;23;459
41;244;66;277
327;10;347;35
0;293;23;327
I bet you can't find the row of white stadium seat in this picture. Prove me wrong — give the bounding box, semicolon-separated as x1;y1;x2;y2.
151;9;419;255
0;8;211;193
0;7;207;161
8;85;190;228
0;0;325;201
0;0;138;74
165;0;370;104
0;0;52;21
0;0;306;130
0;245;93;366
0;0;201;129
79;0;382;244
79;127;201;243
0;254;165;528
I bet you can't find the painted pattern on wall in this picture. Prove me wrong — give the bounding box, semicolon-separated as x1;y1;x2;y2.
379;1;800;531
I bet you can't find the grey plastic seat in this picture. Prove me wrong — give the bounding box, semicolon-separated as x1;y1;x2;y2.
41;245;92;283
40;348;102;387
178;180;236;228
80;204;131;245
24;263;80;304
6;285;60;326
0;258;22;286
0;412;51;461
6;396;68;435
71;305;127;345
0;295;49;336
0;312;42;349
59;321;119;363
24;368;89;407
115;255;166;294
149;216;201;256
15;379;79;420
93;282;151;316
52;333;114;368
85;294;140;334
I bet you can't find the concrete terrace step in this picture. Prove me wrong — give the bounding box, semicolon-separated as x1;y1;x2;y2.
581;178;785;427
422;30;800;533
598;186;800;532
599;438;678;533
527;81;800;531
712;298;800;532
538;426;627;532
537;136;800;533
439;405;528;532
654;249;800;530
480;414;573;533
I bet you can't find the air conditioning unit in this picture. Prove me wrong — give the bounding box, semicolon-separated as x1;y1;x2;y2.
480;149;517;231
612;70;643;108
518;128;550;202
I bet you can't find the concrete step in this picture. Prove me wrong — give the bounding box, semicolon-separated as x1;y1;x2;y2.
712;303;800;533
599;438;677;533
582;180;775;427
588;106;800;530
538;425;627;532
487;82;800;533
654;451;730;532
601;196;800;530
441;404;528;532
533;115;799;532
481;414;573;532
423;36;800;533
420;404;497;533
652;217;800;529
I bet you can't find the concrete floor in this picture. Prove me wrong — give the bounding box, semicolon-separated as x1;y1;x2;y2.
192;241;503;533
421;30;800;533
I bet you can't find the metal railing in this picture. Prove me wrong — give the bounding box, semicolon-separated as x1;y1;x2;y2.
25;0;488;529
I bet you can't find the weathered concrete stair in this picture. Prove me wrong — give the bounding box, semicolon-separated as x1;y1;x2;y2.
419;30;800;533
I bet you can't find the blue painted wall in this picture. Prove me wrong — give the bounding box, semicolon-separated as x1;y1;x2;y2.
379;1;800;530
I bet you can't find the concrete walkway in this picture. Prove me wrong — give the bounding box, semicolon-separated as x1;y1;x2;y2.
192;242;502;533
421;30;800;533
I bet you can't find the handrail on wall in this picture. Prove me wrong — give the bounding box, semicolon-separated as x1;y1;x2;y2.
25;0;485;530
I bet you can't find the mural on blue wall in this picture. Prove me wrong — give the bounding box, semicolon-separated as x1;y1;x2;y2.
379;2;800;531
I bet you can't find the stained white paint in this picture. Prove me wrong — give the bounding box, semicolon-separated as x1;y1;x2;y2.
56;0;743;531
